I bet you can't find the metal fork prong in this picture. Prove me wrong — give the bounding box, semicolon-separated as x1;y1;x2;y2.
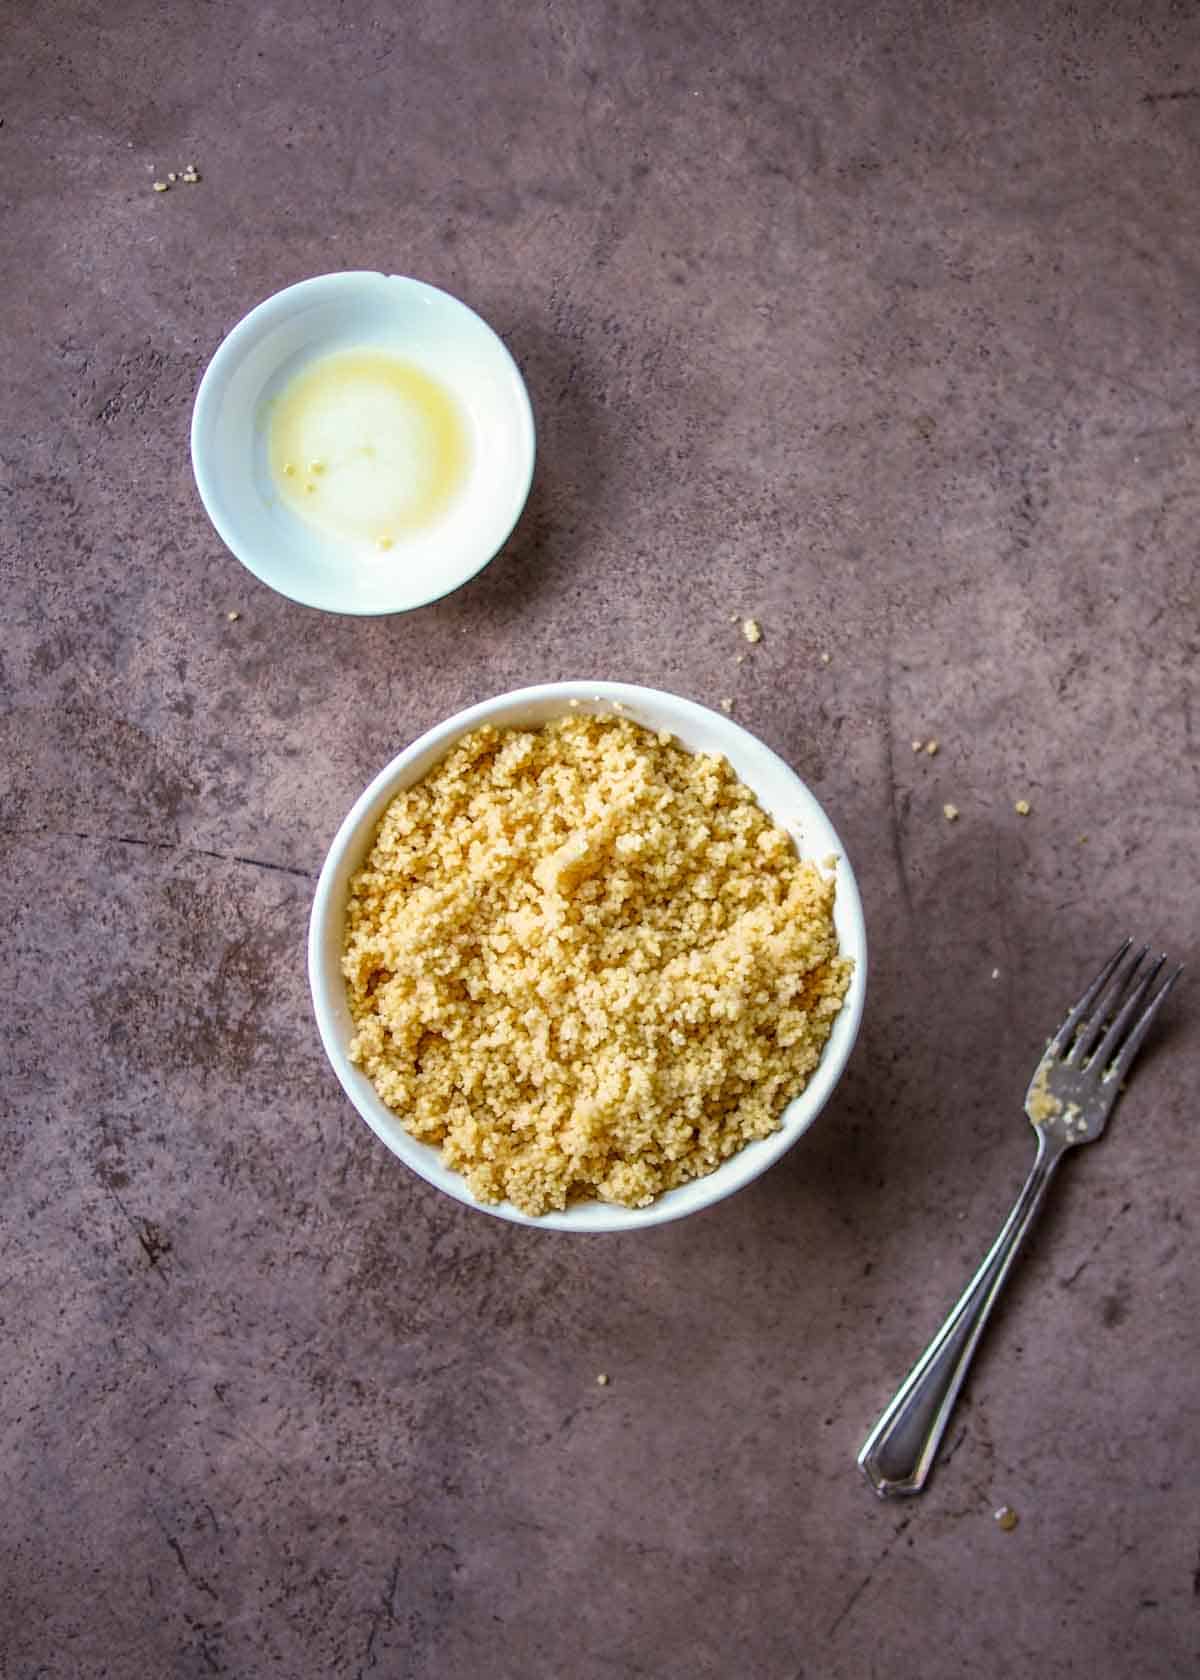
1050;937;1132;1056
1089;953;1165;1073
1071;943;1151;1064
1106;963;1183;1083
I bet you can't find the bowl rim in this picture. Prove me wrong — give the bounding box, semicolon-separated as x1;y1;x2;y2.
190;270;537;616
308;680;867;1231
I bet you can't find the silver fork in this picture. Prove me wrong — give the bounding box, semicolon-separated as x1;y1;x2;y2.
858;938;1182;1498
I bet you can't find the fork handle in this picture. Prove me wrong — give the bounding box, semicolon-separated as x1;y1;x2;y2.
858;1130;1066;1497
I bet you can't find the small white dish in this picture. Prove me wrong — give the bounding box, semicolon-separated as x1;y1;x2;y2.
191;272;536;614
308;682;868;1232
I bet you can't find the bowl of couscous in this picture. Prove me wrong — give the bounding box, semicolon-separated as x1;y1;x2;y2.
308;681;867;1231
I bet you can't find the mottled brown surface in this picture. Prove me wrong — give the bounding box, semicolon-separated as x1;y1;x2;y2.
3;2;1199;1676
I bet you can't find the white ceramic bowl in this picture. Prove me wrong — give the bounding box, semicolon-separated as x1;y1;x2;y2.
191;272;535;614
309;682;867;1231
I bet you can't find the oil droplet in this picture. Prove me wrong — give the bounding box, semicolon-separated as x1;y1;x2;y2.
377;535;394;551
994;1505;1019;1532
282;462;297;477
309;460;325;474
304;481;316;494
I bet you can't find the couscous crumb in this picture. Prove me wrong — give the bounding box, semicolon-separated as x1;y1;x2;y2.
342;714;851;1215
1028;1066;1062;1124
742;618;762;644
943;803;959;822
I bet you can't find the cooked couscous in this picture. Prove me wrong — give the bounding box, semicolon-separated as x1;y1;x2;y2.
342;713;851;1215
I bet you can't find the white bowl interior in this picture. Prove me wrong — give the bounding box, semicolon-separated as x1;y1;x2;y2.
191;272;535;614
309;683;867;1231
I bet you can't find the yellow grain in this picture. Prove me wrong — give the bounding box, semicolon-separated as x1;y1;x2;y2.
343;714;851;1215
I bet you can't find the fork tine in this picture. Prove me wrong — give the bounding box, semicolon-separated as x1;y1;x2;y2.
1073;944;1151;1064
1049;937;1132;1056
1090;954;1165;1072
1106;963;1183;1083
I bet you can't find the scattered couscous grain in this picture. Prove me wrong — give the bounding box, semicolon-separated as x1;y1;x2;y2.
912;740;924;753
226;610;240;622
719;697;733;714
343;714;852;1215
1015;799;1031;816
1027;1065;1063;1124
741;618;762;644
943;803;959;822
152;180;169;193
925;739;939;756
596;1373;610;1386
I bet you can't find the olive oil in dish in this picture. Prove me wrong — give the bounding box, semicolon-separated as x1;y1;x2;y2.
269;348;470;550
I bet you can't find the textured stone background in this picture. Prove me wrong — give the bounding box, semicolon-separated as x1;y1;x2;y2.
3;1;1198;1675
